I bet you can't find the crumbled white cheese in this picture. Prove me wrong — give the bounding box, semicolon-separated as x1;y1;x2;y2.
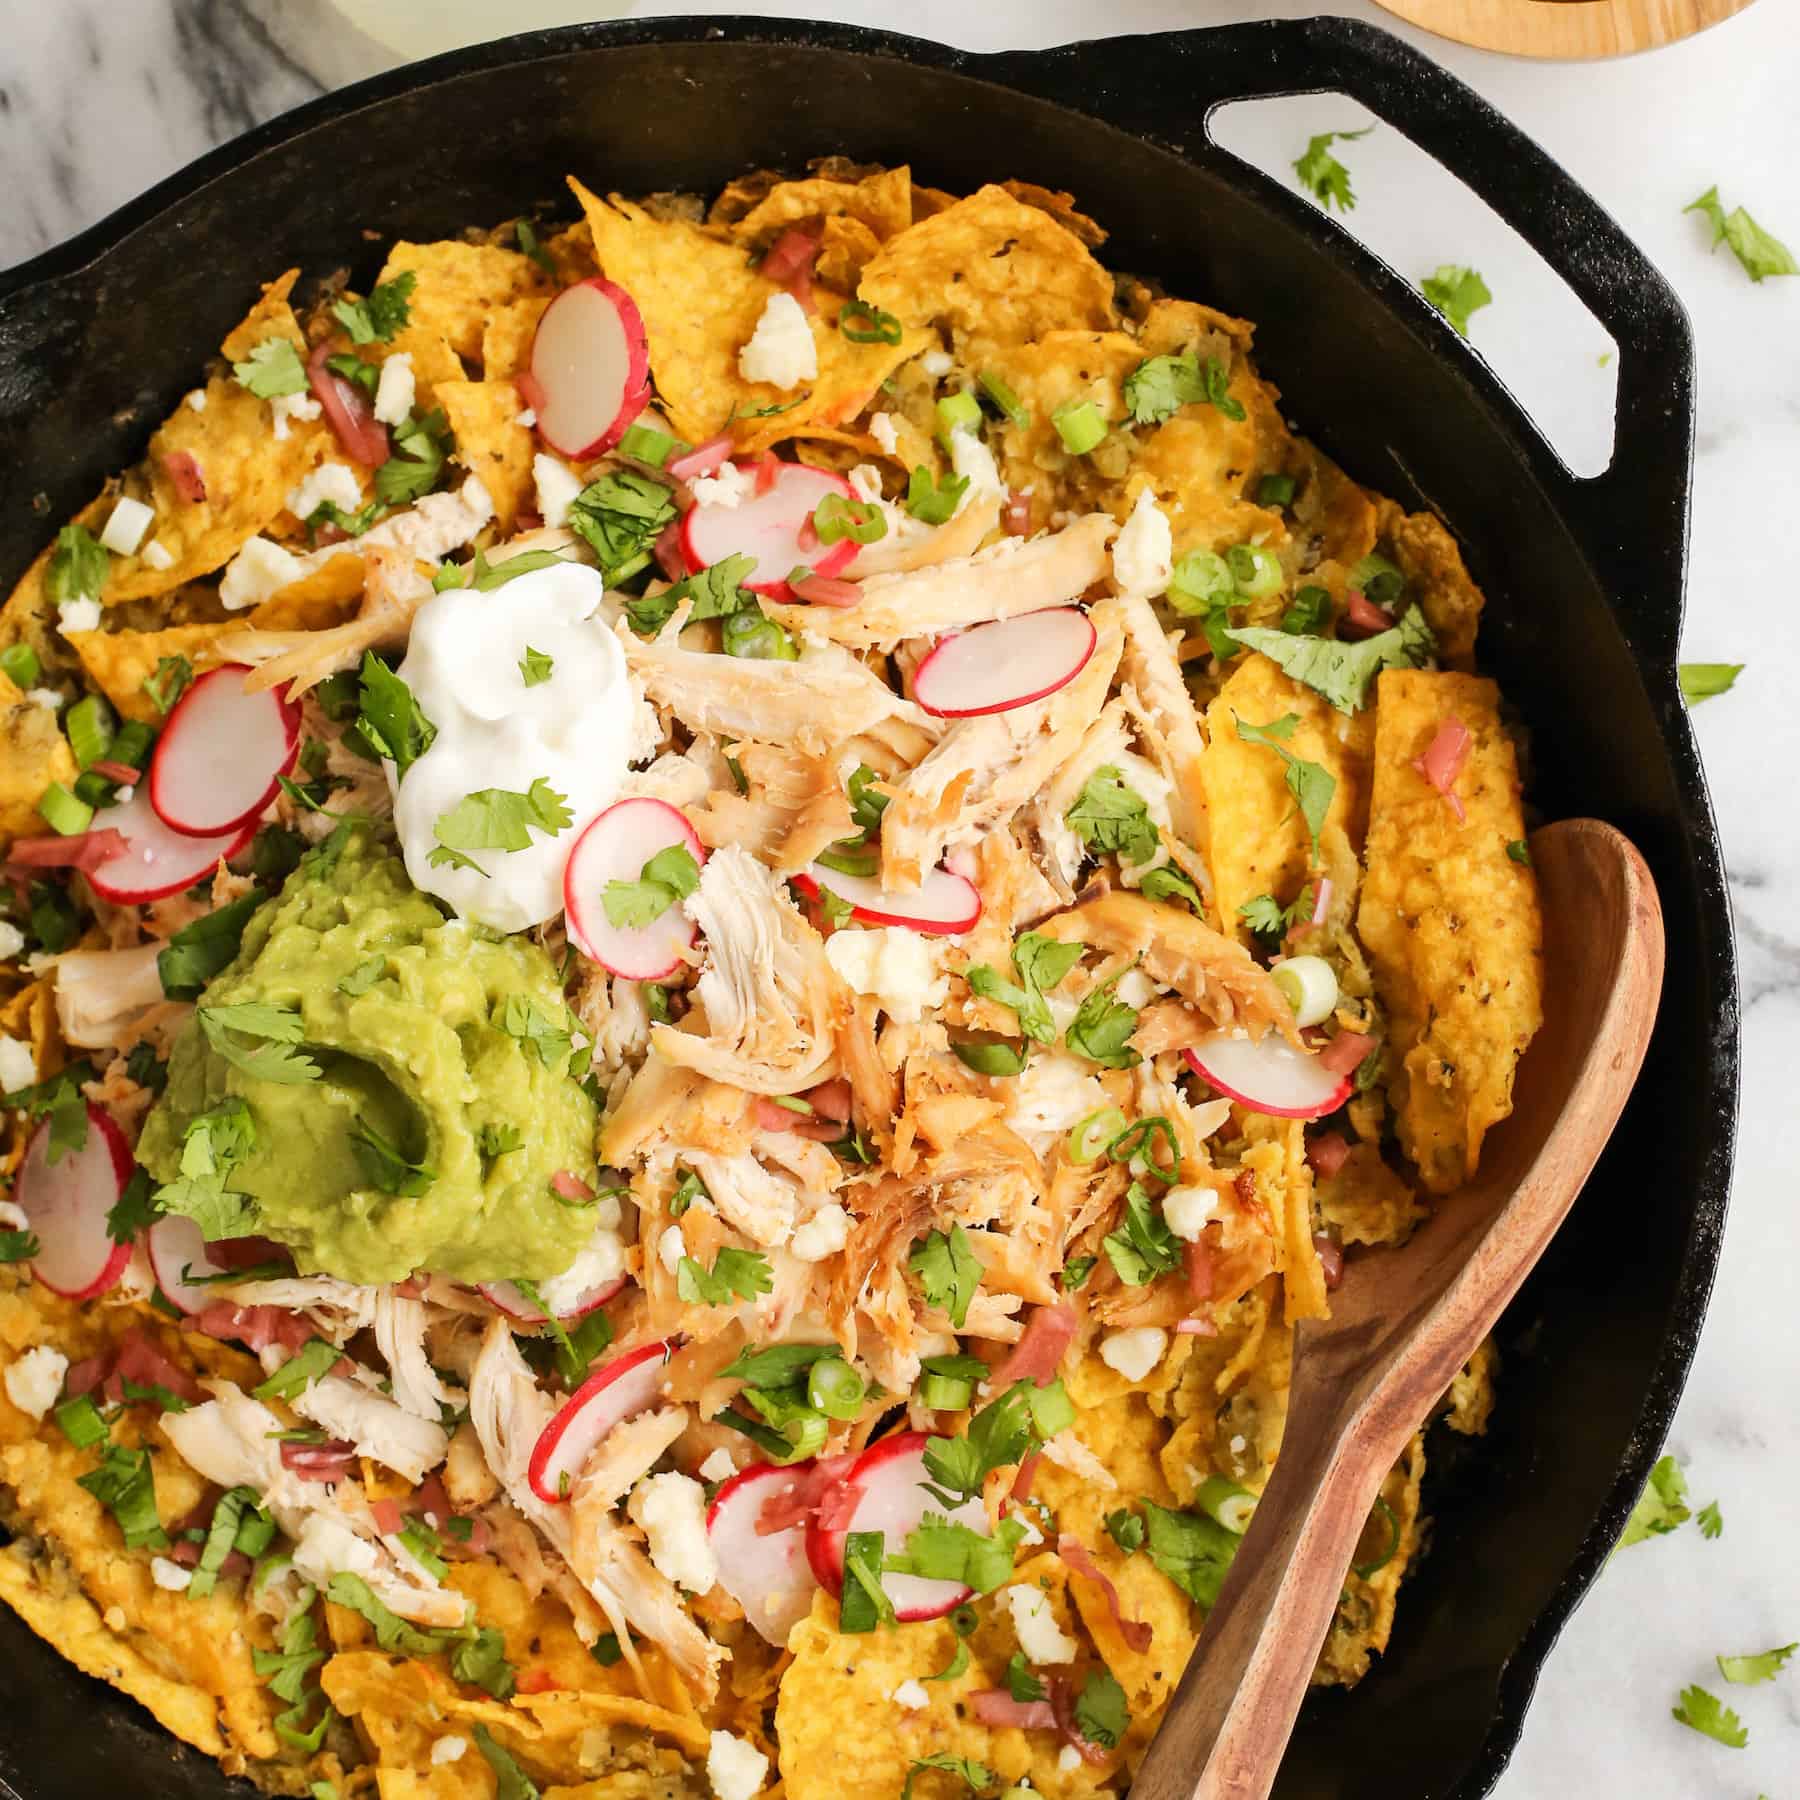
824;926;948;1024
789;1202;851;1264
514;408;537;428
1112;488;1173;597
947;426;1006;507
219;535;307;611
689;460;756;509
1163;1184;1219;1242
140;538;175;572
533;452;586;529
707;1729;770;1800
3;1346;68;1420
658;1223;687;1275
99;496;154;556
56;597;102;635
26;688;63;712
150;1556;193;1592
292;1512;382;1589
921;349;953;379
1230;1434;1248;1456
1008;1506;1045;1548
1115;968;1156;1010
536;1223;627;1314
738;292;817;390
593;1191;623;1232
269;391;322;440
1004;1583;1077;1664
185;389;207;413
430;1735;468;1765
699;1447;739;1484
1004;1051;1111;1148
373;351;416;427
1100;1326;1168;1383
890;1678;929;1710
286;462;362;523
629;1471;718;1594
1059;1745;1083;1773
868;411;899;454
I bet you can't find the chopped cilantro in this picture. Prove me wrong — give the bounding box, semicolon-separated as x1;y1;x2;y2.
473;1724;541;1799
1105;1507;1145;1554
430;777;572;874
1233;712;1335;849
1066;765;1160;866
1139;864;1203;913
1679;662;1742;705
1061;1255;1097;1292
197;1002;320;1085
920;1378;1073;1507
349;1115;433;1197
902;1755;991;1800
1292;126;1372;212
909;1223;983;1329
963;931;1081;1045
330;272;416;345
1670;1683;1747;1748
356;653;436;779
233;337;308;398
1420;265;1493;338
1122;352;1243;427
1229;603;1435;714
886;1513;1025;1595
253;1338;341;1402
1142;1498;1240;1609
518;645;554;687
105;1167;160;1244
373;405;452;505
1616;1453;1690;1548
47;523;109;605
157;889;265;999
567;470;678;585
1074;1667;1129;1749
1005;1652;1045;1702
1066;973;1141;1070
1685;186;1797;283
0;1230;39;1263
1717;1643;1795;1686
602;843;701;929
1697;1499;1723;1539
496;993;577;1071
1102;1181;1181;1286
677;1247;774;1307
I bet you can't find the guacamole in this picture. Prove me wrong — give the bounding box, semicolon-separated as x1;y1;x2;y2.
136;829;599;1285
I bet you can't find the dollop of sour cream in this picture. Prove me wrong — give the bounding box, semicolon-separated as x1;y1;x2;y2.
390;561;636;931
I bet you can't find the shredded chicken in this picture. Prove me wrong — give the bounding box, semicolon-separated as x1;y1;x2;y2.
687;741;853;874
572;1406;689;1511
51;945;168;1051
374;1291;466;1422
678;1150;801;1248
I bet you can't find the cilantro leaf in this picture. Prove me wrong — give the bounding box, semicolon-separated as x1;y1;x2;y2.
1066;973;1141;1069
105;1168;160;1244
253;1338;341;1402
1670;1683;1748;1748
568;471;678;585
142;653;194;715
902;1754;991;1800
904;465;969;526
1617;1453;1690;1549
1685;186;1797;283
430;777;572;873
373;405;451;505
1122;352;1243;427
909;1224;982;1329
518;645;553;687
1142;1499;1240;1609
1717;1643;1795;1686
1067;765;1161;866
1236;885;1314;949
496;994;576;1071
349;1116;433;1196
1292;126;1372;212
451;1625;517;1701
356;653;436;779
1420;265;1493;338
677;1246;774;1307
198;1003;319;1085
3;1062;95;1166
1679;662;1742;705
602;843;701;929
1697;1499;1723;1539
1102;1180;1181;1286
886;1513;1025;1595
1230;603;1436;714
1005;1652;1044;1702
330;272;416;345
47;524;109;606
154;890;266;1000
964;931;1080;1045
151;1097;259;1237
1140;864;1203;913
920;1378;1072;1506
1105;1507;1146;1554
0;1230;40;1264
77;1442;168;1549
477;1122;523;1160
233;336;309;399
1074;1667;1129;1749
1233;713;1335;850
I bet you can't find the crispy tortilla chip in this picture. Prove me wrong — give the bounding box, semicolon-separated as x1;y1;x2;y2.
248;553;367;633
437;379;535;531
1001;180;1108;248
376;240;551;363
1375;499;1484;665
1357;669;1543;1193
1314;1433;1425;1687
219;269;307;365
0;679;79;844
481;297;550;382
1315;1142;1423;1248
727;167;915;248
1444;1338;1498;1435
1240;1113;1328;1322
570;180;929;448
858;185;1116;361
64;622;231;725
815;213;884;292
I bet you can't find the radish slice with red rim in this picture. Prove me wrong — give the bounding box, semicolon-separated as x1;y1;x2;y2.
479;1274;627;1325
791;865;980;936
148;663;300;838
806;1431;989;1620
147;1212;234;1316
529;278;652;460
563;797;705;980
680;459;858;598
1183;1032;1352;1121
527;1340;672;1503
913;608;1098;718
707;1461;823;1645
80;783;255;906
16;1104;133;1301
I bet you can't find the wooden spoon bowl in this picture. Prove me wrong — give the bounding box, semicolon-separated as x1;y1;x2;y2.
1131;817;1665;1800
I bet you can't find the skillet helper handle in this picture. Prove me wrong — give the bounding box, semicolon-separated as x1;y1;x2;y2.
989;17;1693;671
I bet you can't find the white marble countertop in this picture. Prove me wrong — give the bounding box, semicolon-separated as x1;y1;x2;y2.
2;0;1796;1791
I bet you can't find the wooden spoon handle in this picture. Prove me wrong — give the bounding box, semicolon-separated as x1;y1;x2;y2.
1128;1380;1387;1800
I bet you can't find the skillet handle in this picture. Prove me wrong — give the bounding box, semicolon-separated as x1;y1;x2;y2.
985;17;1692;671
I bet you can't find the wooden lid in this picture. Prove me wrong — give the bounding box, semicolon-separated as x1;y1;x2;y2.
1367;0;1757;59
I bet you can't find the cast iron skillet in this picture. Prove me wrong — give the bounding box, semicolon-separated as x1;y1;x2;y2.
0;16;1738;1799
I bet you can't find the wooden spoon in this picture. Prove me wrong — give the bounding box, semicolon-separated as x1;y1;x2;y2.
1130;817;1665;1800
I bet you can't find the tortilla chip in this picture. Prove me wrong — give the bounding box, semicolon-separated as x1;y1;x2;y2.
1198;656;1374;940
570;180;929;448
0;685;79;845
1240;1113;1327;1322
64;622;231;725
858;186;1115;362
1357;669;1543;1192
1001;180;1108;248
1375;499;1484;665
437;380;535;531
219;269;307;365
1130;393;1283;561
727;166;914;248
381;326;466;418
814;213;884;292
249;553;367;632
1314;1433;1425;1687
1444;1338;1499;1435
1315;1142;1423;1248
481;297;550;382
376;240;552;363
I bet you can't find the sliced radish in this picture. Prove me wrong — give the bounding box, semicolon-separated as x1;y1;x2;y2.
680;459;858;598
147;1212;234;1315
479;1274;627;1325
563;797;705;980
706;1461;822;1646
527;1340;672;1503
148;663;301;837
1183;1032;1352;1121
16;1104;132;1301
791;864;980;936
806;1431;990;1621
914;608;1098;718
81;782;255;905
530;278;651;460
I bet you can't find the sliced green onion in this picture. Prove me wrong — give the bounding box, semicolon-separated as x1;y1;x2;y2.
840;300;903;346
0;643;41;689
1110;1115;1179;1184
1227;543;1284;597
65;694;114;770
1347;552;1405;607
816;840;880;878
935;391;982;441
1272;954;1339;1027
782;1409;829;1461
1255;473;1297;508
1166;550;1235;618
920;1369;976;1411
1351;1495;1401;1577
619;423;682;468
1068;1105;1128;1165
56;1394;109;1449
767;1094;814;1116
38;782;94;836
1281;585;1332;634
721;610;799;661
1196;1475;1258;1535
807;1357;866;1420
1051;398;1107;456
812;492;888;547
977;370;1029;429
